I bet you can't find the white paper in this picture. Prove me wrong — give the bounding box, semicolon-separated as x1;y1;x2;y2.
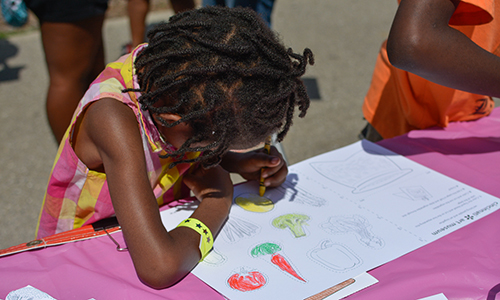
161;140;499;300
417;293;449;300
6;285;56;300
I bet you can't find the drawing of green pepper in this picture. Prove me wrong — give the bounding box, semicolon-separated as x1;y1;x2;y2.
308;240;361;271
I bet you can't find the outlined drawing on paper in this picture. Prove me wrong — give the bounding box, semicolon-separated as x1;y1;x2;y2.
272;213;310;238
227;268;267;292
395;186;432;201
320;215;384;249
310;151;412;193
222;216;260;243
202;248;227;266
268;175;327;207
251;242;306;282
235;193;275;212
307;240;361;272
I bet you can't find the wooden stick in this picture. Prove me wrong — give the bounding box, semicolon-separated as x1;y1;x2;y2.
304;278;356;300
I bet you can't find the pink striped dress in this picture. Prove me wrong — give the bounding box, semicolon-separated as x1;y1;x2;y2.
36;45;200;239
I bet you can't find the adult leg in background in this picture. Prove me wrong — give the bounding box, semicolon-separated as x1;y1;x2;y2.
127;0;150;49
40;14;105;143
126;0;195;51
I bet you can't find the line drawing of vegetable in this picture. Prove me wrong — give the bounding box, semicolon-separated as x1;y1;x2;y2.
251;242;306;282
398;185;432;201
307;240;361;272
321;215;384;249
272;213;310;238
201;248;227;266
227;268;267;292
222;216;260;243
271;179;327;207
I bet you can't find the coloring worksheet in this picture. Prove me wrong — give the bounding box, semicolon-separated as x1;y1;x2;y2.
161;140;499;300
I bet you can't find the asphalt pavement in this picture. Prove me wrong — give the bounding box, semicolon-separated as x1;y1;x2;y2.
0;1;398;249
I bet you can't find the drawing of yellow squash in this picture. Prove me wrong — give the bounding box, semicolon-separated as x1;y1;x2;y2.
235;193;274;212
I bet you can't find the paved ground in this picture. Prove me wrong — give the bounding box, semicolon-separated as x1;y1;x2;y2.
0;1;398;249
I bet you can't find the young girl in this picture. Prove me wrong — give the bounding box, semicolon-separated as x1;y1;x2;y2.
37;6;314;288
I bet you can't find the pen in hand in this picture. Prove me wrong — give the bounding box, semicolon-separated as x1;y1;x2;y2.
259;136;272;197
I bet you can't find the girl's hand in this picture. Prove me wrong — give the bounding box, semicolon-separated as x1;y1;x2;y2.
183;164;233;203
221;146;288;188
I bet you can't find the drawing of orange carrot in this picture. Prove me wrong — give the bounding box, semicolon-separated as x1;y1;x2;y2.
251;242;306;282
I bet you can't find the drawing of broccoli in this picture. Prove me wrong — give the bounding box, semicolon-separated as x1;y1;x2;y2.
272;213;310;238
251;242;306;282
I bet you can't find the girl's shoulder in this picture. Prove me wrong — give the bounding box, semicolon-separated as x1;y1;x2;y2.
72;97;143;171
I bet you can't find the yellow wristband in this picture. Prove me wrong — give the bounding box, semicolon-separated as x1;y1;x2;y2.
177;218;214;261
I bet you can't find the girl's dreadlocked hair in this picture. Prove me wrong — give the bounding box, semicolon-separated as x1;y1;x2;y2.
126;5;314;168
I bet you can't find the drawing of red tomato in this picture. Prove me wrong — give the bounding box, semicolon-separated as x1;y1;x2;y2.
227;269;267;292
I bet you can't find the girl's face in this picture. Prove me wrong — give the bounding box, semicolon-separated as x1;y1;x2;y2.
152;112;267;154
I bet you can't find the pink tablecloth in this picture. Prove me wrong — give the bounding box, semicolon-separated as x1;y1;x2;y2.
347;107;500;300
2;108;500;299
0;202;225;299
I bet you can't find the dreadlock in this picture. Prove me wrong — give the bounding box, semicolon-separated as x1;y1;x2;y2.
124;6;314;168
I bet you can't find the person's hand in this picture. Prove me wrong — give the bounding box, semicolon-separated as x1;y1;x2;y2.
183;164;233;203
222;147;288;188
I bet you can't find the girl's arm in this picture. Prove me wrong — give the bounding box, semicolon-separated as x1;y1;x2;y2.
74;98;233;288
386;0;500;97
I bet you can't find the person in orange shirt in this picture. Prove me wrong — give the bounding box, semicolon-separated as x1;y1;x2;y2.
361;0;500;142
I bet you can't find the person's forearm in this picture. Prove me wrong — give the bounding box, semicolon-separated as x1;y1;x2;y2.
122;193;232;289
109;166;231;289
388;27;500;97
387;0;500;97
190;192;232;238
